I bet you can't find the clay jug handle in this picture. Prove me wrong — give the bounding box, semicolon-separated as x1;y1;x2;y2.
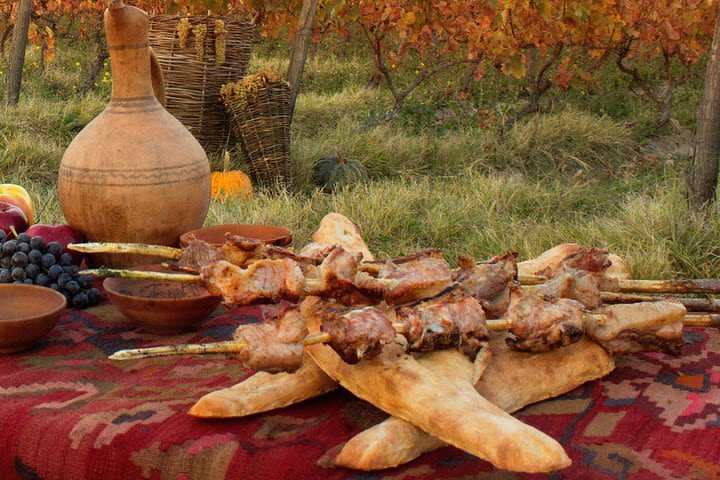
150;47;167;107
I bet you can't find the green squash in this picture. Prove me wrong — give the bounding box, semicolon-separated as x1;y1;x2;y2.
312;156;369;193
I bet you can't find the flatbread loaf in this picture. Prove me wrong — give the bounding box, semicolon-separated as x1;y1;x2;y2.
303;297;572;473
312;213;374;261
188;352;338;417
335;336;614;470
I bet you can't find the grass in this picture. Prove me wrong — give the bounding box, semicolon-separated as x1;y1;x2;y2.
0;36;714;279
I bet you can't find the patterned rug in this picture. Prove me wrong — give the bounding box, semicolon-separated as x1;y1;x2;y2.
1;302;719;480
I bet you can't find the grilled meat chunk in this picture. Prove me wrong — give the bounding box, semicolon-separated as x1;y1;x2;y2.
176;238;224;271
298;242;337;263
321;305;397;364
304;246;375;304
396;292;489;360
585;301;686;356
233;306;308;373
454;252;518;319
201;258;305;306
355;250;453;304
536;264;603;309
177;235;311;272
562;247;611;274
504;288;585;353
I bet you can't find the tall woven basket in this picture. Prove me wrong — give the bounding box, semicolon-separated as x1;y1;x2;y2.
222;80;293;191
148;15;256;155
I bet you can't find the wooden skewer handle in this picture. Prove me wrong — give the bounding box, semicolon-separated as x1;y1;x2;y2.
601;292;720;312
109;339;248;360
109;333;332;361
683;314;720;328
80;268;201;283
69;242;183;259
604;278;720;294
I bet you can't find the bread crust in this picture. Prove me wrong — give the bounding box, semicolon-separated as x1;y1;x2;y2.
303;297;572;473
335;336;614;471
188;352;338;418
312;213;374;261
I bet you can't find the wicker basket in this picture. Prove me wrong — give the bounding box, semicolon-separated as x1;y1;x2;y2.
148;15;256;155
223;81;293;191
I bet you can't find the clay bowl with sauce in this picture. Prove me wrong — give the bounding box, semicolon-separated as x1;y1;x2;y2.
0;284;66;353
179;224;292;248
103;264;221;335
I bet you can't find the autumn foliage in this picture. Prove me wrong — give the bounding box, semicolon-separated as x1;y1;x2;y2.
2;0;716;123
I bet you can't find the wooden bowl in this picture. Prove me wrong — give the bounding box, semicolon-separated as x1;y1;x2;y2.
0;284;66;353
179;224;292;248
103;265;222;335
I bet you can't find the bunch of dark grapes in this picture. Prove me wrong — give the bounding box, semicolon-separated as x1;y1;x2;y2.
0;230;102;308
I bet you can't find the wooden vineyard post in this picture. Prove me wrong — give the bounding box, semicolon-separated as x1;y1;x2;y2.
3;0;33;106
286;0;318;121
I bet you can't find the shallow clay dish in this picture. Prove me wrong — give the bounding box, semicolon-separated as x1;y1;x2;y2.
0;284;66;353
103;264;222;335
179;224;292;248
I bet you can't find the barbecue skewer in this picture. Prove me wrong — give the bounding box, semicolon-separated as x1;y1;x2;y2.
108;319;512;361
107;313;720;362
82;266;720;297
71;243;546;285
601;292;720;312
70;242;183;259
109;333;332;361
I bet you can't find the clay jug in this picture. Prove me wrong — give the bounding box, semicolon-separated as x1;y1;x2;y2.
58;0;211;268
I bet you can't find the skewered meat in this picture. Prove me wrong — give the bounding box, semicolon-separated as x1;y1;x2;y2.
454;252;517;319
536;264;603;309
176;238;223;271
201;258;305;305
304;246;377;304
530;247;611;309
504;288;585;352
359;248;445;275
320;304;398;364
396;290;489;359
177;235;311;272
355;250;453;304
517;244;611;278
314;289;489;365
233;306;308;373
585;301;686;355
562;247;611;273
298;242;337;263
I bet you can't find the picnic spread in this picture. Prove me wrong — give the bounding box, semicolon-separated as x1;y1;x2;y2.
1;299;719;480
2;2;720;479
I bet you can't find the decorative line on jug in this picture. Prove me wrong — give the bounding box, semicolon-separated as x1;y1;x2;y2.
57;175;210;188
60;161;206;175
105;105;165;115
108;42;149;51
111;95;158;102
59;166;210;188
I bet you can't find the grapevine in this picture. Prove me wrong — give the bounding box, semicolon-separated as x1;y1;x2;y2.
177;17;191;48
220;68;284;108
215;19;226;66
194;22;207;61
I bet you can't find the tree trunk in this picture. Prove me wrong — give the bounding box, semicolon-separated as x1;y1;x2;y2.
688;3;720;210
4;0;33;106
80;44;109;96
286;0;318;121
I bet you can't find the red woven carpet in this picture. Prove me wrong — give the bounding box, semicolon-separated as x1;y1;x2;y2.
1;303;719;479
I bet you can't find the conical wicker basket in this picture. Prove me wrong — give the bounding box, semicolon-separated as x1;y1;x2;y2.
222;81;293;191
148;15;256;156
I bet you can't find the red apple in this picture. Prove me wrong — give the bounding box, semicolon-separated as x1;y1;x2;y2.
25;224;86;265
0;184;35;225
0;202;29;236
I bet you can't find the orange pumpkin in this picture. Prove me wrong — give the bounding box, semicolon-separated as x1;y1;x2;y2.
211;153;253;200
